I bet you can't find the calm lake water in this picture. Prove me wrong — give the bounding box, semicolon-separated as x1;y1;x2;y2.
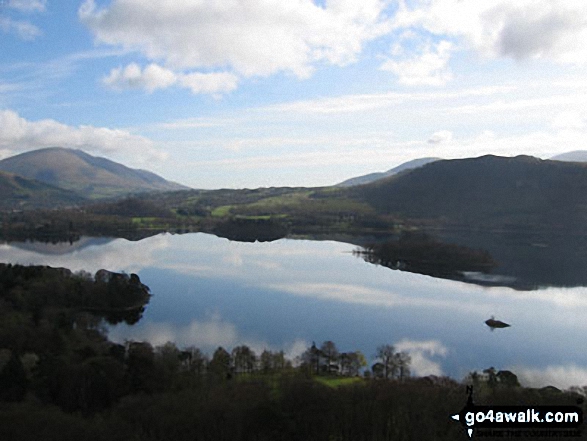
1;232;586;389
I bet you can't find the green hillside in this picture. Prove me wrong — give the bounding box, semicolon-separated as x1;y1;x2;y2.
0;147;188;199
0;170;84;210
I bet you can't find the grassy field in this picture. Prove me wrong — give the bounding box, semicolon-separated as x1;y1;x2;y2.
315;376;365;388
210;205;233;217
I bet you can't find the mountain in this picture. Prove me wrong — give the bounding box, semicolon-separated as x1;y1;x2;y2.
336;157;440;187
550;151;587;162
0;170;84;210
0;147;188;199
348;155;587;228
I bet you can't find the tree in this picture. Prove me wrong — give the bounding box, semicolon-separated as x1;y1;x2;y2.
260;349;273;374
371;362;385;379
496;370;520;388
394;351;411;380
374;345;411;380
183;346;208;375
301;342;322;375
232;345;256;374
0;352;28;402
320;341;339;374
273;350;288;371
375;344;396;379
155;342;182;388
483;366;497;389
340;351;367;376
126;341;160;393
209;347;231;380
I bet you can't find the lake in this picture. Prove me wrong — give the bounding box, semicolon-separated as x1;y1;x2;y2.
1;232;586;389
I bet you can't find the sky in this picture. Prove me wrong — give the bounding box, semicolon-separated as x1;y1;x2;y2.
1;0;587;189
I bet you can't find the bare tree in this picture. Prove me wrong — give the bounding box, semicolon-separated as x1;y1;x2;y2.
320;341;339;374
375;344;396;379
260;349;273;374
394;351;411;380
232;345;257;374
301;342;322;375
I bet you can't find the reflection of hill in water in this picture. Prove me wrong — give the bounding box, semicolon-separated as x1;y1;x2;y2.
427;229;587;290
6;228;586;290
348;228;587;290
356;232;498;282
6;236;115;255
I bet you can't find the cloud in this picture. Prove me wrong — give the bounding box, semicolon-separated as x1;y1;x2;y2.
0;16;41;40
109;312;308;358
264;86;510;115
514;364;587;390
1;0;45;40
395;339;449;377
551;112;585;130
393;0;587;65
0;234;171;274
0;109;166;161
428;130;453;144
269;282;479;313
103;63;177;92
153;117;232;130
103;63;238;95
74;0;587;97
110;314;240;349
79;0;392;81
7;0;46;12
380;40;454;86
179;71;238;95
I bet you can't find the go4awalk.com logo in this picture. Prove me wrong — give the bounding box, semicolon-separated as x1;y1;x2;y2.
451;387;584;438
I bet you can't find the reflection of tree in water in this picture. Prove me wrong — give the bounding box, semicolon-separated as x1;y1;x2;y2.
212;218;288;242
355;232;497;280
432;229;587;289
87;270;151;325
0;264;151;328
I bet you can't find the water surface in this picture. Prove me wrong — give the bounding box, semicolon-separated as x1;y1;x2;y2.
1;233;585;389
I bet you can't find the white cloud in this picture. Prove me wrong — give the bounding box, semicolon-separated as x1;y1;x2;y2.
179;72;238;95
103;63;176;92
0;234;172;274
395;339;449;377
153;117;232;130
551;112;585;130
0;109;166;161
380;40;454;86
269;282;479;312
428;130;453;144
79;0;392;80
71;0;587;99
7;0;46;12
515;364;587;389
0;16;41;40
109;313;308;358
110;314;240;349
103;63;238;95
393;0;587;65
264;86;510;115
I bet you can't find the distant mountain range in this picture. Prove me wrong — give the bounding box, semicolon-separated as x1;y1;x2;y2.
337;150;587;188
0;147;188;200
348;154;587;228
336;157;440;187
549;151;587;162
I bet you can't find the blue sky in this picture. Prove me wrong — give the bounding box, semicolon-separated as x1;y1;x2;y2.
1;0;587;188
